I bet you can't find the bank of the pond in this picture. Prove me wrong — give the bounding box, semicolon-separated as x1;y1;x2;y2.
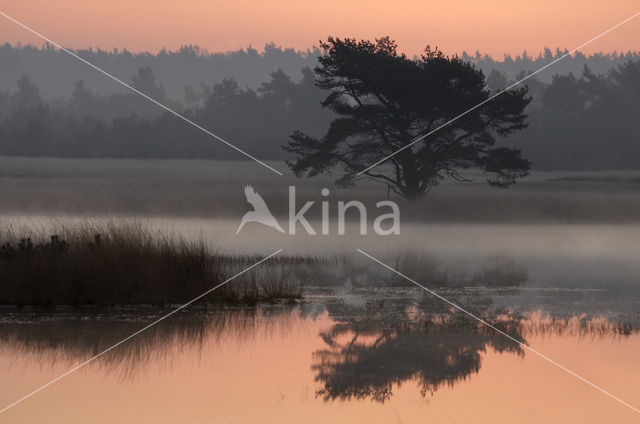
0;223;322;307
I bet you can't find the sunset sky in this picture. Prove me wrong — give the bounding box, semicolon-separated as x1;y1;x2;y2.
0;0;638;57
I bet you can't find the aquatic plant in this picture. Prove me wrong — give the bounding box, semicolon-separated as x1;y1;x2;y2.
0;223;313;307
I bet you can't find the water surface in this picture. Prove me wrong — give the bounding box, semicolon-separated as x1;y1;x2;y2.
1;287;639;423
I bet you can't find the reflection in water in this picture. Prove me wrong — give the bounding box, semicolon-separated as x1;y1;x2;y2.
313;313;523;402
0;305;310;379
0;293;637;404
312;294;639;403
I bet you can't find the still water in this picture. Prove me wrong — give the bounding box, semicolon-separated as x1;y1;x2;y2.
1;216;640;422
1;285;640;423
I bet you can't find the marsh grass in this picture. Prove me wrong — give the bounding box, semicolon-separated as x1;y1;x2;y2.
0;223;314;307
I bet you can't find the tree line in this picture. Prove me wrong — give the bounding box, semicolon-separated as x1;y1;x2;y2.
0;67;331;159
3;43;638;100
0;52;639;170
0;43;319;100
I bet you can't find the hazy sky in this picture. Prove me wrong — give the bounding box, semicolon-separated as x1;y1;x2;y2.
0;0;638;56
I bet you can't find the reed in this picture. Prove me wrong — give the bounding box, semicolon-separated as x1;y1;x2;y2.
0;223;311;307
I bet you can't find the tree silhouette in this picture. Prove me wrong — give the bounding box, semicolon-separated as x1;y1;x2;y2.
131;66;167;101
285;37;532;199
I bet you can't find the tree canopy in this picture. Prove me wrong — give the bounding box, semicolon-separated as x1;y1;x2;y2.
285;37;532;198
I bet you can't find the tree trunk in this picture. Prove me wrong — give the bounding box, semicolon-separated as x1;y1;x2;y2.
399;151;422;200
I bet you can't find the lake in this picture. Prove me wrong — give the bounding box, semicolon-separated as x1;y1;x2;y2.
1;285;640;423
1;157;640;422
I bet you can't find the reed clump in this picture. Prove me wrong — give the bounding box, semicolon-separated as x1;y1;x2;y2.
0;223;310;307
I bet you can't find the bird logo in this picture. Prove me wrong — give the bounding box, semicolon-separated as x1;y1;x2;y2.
236;185;286;234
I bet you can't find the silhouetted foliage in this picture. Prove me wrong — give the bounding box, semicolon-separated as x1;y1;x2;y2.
463;47;640;84
285;37;532;198
0;42;320;100
0;67;331;159
511;62;640;169
0;44;640;173
3;43;637;100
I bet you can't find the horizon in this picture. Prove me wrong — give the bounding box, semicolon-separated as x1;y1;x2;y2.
4;40;640;62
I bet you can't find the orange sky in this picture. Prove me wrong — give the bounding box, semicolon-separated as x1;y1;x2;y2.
0;0;639;57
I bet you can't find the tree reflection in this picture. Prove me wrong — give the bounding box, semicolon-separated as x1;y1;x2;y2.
312;294;638;402
0;295;637;397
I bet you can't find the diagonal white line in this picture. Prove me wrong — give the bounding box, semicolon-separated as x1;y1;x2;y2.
0;10;283;176
0;248;283;415
356;248;640;415
357;9;640;175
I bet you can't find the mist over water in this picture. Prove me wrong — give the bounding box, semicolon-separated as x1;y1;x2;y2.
2;158;640;422
2;156;640;290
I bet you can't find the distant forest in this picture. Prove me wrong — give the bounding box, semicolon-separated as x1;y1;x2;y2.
0;43;639;169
